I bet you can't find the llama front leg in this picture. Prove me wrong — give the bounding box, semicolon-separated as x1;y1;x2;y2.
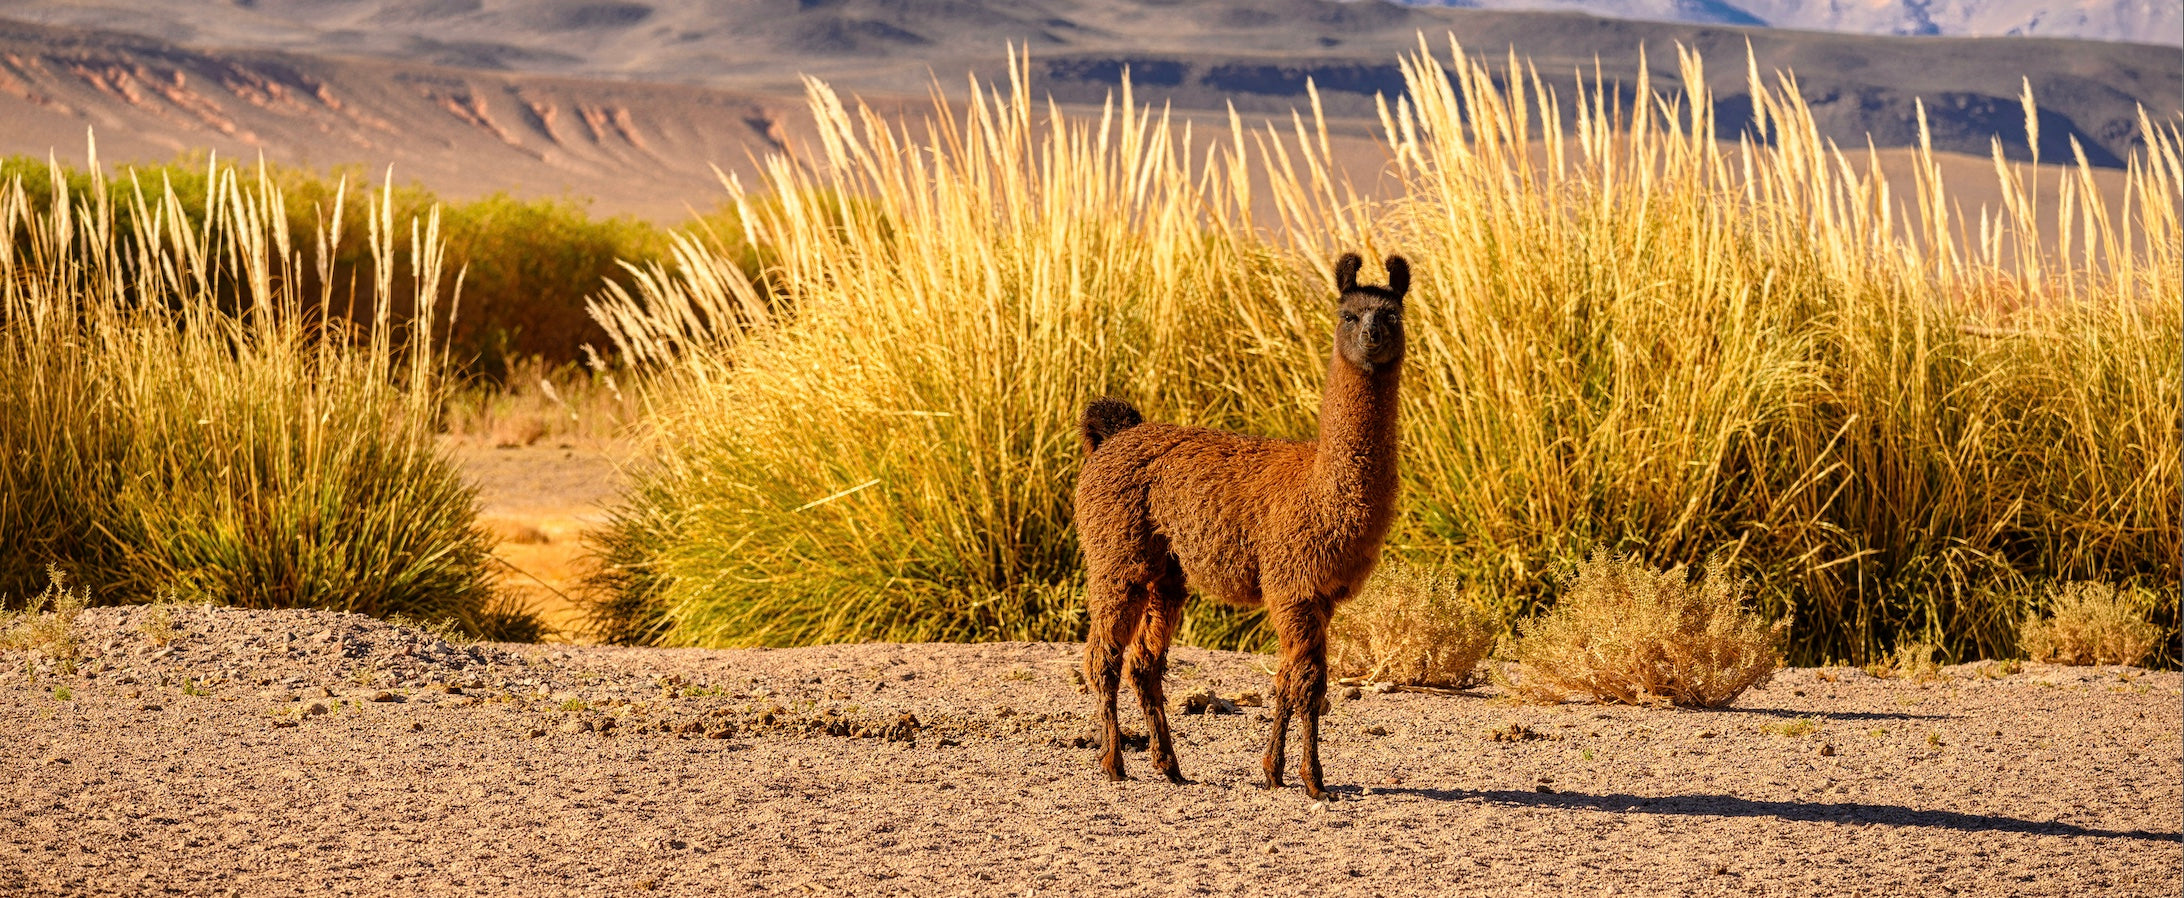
1084;578;1147;783
1293;631;1333;800
1127;574;1188;784
1263;600;1332;796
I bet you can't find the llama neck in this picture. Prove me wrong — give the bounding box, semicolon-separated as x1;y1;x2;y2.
1312;349;1401;512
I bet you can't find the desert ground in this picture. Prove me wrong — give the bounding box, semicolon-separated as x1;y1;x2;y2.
2;597;2177;897
451;439;630;639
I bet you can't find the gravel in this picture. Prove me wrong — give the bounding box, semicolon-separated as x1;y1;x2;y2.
2;603;2178;896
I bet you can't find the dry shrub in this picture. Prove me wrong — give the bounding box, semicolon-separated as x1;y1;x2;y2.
1508;552;1782;707
1329;561;1498;688
2020;582;2164;667
1;566;88;672
442;354;642;449
1865;641;1943;681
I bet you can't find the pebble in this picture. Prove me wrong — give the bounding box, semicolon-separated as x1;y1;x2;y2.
303;702;331;717
369;691;400;703
1362;725;1389;736
1341;686;1363;701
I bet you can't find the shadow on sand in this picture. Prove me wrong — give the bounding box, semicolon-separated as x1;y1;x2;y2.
1344;786;2178;843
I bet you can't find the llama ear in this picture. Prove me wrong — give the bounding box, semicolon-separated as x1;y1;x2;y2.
1383;255;1410;299
1334;253;1363;295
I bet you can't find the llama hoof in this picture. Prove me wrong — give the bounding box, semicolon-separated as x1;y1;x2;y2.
1160;767;1188;785
1260;773;1285;791
1305;787;1337;802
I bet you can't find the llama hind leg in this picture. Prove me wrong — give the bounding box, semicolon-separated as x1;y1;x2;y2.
1126;565;1188;784
1084;575;1148;782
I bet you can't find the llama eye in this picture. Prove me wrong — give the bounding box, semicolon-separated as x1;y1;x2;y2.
1341;312;1358;323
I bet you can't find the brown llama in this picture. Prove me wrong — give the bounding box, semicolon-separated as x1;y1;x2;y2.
1074;252;1409;800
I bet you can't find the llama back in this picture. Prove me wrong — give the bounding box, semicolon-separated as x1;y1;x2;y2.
1080;397;1144;454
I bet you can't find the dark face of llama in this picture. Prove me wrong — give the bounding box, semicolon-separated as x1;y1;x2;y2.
1332;253;1410;375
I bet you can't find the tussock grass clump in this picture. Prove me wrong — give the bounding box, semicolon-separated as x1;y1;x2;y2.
584;64;1308;648
2020;582;2165;667
0;154;678;371
0;145;525;638
1508;552;1781;707
1329;561;1498;688
588;42;2180;663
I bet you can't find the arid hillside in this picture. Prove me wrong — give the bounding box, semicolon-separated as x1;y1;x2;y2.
0;2;2175;220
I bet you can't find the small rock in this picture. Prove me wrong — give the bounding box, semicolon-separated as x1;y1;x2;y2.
525;727;547;739
302;702;331;717
1309;801;1327;814
1229;691;1265;708
1534;783;1554;794
1696;730;1719;739
1362;725;1389;737
1819;742;1836;757
44;756;69;765
1174;687;1239;716
369;691;401;703
409;722;424;732
1262;841;1279;855
139;703;163;712
1340;686;1363;701
271;719;298;729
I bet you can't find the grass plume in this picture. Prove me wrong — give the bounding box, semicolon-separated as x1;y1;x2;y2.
0;141;524;637
586;43;2179;664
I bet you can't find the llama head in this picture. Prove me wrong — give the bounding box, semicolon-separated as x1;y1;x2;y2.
1332;252;1409;375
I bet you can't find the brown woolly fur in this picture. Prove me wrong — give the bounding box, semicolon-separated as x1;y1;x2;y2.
1075;252;1409;800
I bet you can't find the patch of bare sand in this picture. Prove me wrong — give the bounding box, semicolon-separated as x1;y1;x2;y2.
447;439;633;640
3;604;2178;896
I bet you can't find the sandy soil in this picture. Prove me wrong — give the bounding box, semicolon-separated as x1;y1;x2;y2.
3;603;2177;897
449;439;631;640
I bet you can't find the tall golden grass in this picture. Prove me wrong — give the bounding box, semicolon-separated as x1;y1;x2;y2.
0;143;525;636
587;42;2179;664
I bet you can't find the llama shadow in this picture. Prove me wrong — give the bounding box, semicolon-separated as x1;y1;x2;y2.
1343;785;2179;843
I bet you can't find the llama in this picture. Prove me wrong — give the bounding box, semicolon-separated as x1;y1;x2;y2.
1075;252;1409;800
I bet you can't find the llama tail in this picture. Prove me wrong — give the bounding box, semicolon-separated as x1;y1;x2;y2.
1080;398;1144;454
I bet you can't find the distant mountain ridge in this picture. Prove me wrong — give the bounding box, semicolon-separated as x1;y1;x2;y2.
1399;0;2183;45
0;2;2174;221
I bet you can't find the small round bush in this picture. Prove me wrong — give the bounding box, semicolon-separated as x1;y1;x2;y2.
1509;551;1782;707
